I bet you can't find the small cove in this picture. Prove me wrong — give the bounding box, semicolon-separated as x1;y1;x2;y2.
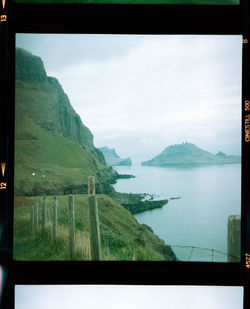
112;164;241;262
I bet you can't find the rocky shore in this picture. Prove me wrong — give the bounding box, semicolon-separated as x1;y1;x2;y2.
110;191;168;214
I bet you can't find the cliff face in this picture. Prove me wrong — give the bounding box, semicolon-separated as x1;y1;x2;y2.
141;142;241;166
15;48;116;196
99;146;132;166
16;48;104;160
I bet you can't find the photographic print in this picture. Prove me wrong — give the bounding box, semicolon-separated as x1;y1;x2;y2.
13;34;242;262
15;285;244;309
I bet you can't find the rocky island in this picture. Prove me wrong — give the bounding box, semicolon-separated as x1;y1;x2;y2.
141;142;241;166
99;146;132;166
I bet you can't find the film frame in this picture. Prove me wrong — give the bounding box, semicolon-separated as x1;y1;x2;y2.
0;1;249;309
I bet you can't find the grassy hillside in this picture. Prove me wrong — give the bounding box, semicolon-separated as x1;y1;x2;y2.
15;114;108;195
14;194;177;261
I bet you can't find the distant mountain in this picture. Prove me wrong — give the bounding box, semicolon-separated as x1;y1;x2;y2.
99;147;132;166
141;142;241;166
15;48;117;195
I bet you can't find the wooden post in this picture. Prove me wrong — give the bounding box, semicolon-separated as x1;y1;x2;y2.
37;200;40;226
88;176;101;261
68;195;75;260
50;205;53;221
30;205;35;235
47;203;52;221
53;196;57;245
42;195;46;234
228;215;241;262
88;176;95;195
34;202;39;232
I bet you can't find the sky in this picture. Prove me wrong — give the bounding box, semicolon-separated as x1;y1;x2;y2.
15;285;243;309
16;34;242;164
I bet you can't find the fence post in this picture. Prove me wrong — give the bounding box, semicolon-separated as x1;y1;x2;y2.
53;196;57;245
68;195;75;260
88;176;101;261
228;215;241;262
30;205;35;235
42;195;47;234
47;203;52;221
34;202;38;232
37;200;40;227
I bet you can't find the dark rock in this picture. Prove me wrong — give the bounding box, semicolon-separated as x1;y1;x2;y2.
16;48;48;82
117;174;135;179
110;191;168;214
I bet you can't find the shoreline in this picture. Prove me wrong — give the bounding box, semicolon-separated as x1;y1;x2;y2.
110;191;169;214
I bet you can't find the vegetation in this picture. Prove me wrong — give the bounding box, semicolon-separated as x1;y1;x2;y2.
15;115;98;196
13;194;177;261
111;192;169;214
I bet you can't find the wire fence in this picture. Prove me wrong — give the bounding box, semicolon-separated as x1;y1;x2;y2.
16;193;241;262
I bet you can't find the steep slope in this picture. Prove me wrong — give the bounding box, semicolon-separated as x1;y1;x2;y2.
99;146;132;166
141;142;241;166
14;48;177;261
15;48;117;196
14;194;177;261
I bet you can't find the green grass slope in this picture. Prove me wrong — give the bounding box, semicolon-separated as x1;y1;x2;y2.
15;114;104;196
14;194;177;261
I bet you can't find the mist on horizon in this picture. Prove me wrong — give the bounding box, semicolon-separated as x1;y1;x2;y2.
16;34;242;162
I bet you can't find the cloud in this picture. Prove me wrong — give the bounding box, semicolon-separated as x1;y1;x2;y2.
19;34;242;160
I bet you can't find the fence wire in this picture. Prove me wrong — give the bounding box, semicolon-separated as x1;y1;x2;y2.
23;197;240;261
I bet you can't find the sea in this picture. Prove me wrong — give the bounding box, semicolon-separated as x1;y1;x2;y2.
112;164;241;262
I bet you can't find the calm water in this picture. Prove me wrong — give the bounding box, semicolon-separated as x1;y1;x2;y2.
112;164;241;262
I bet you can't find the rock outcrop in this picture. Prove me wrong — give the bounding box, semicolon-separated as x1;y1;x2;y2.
99;146;132;166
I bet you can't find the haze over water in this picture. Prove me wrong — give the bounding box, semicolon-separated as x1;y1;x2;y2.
113;163;241;262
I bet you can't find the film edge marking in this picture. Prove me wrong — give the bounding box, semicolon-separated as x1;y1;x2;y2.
1;0;7;22
244;101;250;142
1;162;6;177
0;163;7;190
0;14;7;22
246;254;250;269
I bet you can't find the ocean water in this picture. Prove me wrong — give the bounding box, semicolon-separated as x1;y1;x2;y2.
112;164;241;262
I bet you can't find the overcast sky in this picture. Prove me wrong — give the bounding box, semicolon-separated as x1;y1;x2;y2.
16;34;242;163
15;285;243;309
